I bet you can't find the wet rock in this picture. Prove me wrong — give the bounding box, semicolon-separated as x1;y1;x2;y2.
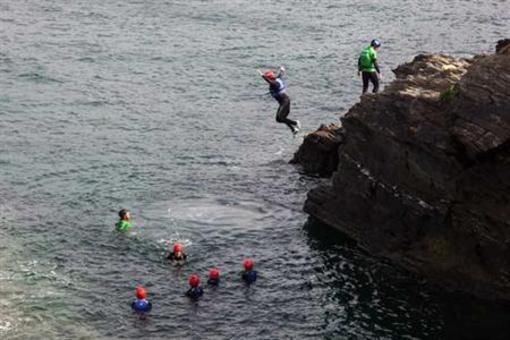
301;41;510;301
496;39;510;53
451;47;510;159
290;124;345;177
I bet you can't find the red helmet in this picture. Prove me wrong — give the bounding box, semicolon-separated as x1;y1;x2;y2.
189;274;200;287
243;259;254;271
264;70;276;80
136;286;147;299
209;268;220;280
173;243;183;253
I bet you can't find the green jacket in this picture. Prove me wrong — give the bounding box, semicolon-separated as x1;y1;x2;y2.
358;46;378;73
116;220;132;231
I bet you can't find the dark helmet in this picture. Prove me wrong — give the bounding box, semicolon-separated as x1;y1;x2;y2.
118;209;129;219
371;39;381;48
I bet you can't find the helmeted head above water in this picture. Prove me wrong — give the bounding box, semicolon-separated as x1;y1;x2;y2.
209;268;220;280
243;259;254;271
173;243;183;253
189;274;201;287
119;209;130;220
264;70;276;80
371;39;381;48
136;286;147;299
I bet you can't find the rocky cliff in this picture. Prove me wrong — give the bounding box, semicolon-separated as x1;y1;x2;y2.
295;41;510;300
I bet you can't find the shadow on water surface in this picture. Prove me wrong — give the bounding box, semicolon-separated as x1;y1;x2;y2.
304;217;510;339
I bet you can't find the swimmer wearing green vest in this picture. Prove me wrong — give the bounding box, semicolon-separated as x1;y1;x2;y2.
116;209;133;231
358;39;383;94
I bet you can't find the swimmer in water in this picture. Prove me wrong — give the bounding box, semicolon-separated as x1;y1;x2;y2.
241;259;257;284
166;242;187;261
115;209;132;232
207;268;220;286
131;286;152;313
186;274;204;299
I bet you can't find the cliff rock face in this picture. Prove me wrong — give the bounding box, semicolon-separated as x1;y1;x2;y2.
290;124;344;177
298;42;510;300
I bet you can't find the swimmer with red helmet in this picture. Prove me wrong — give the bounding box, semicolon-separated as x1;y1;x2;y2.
186;274;204;299
166;242;187;262
258;66;300;135
131;286;152;313
241;259;257;284
207;268;221;286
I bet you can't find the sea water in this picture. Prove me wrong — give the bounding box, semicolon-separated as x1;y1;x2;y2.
1;0;509;338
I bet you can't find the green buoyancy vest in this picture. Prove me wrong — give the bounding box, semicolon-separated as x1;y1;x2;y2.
116;220;132;231
359;46;377;72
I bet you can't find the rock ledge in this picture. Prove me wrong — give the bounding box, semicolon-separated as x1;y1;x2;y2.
294;40;510;301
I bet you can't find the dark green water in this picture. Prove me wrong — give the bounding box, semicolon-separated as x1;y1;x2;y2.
1;0;509;338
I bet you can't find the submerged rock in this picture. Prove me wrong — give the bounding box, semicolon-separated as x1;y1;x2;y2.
297;42;510;301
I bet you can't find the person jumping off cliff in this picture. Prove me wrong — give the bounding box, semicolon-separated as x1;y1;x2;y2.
258;66;301;135
358;39;383;94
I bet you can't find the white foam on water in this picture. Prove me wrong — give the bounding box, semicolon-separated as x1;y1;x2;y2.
274;147;284;156
0;319;13;333
163;198;268;229
157;237;193;248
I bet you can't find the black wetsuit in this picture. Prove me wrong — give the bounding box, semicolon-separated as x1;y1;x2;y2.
361;71;379;94
264;74;298;132
167;252;187;261
186;287;204;299
242;270;257;284
207;278;220;286
274;93;296;131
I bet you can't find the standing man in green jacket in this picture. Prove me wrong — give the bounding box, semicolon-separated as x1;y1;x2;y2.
358;39;383;94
